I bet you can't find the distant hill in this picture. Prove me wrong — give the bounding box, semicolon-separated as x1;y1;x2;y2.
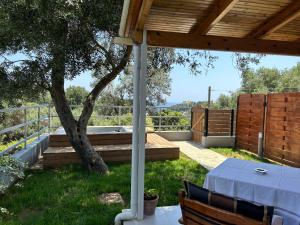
154;100;209;112
157;102;179;107
171;100;208;110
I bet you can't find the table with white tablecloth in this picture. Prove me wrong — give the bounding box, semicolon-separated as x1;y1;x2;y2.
203;158;300;225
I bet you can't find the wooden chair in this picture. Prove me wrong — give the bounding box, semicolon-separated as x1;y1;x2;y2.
179;191;270;225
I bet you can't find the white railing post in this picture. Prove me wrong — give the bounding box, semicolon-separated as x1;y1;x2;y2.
118;106;121;126
24;108;27;149
37;106;40;139
158;108;162;131
48;104;51;134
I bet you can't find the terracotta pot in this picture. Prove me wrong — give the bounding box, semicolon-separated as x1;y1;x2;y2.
144;195;159;216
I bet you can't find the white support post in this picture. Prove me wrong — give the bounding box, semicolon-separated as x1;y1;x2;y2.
114;30;147;225
137;30;147;220
131;44;141;216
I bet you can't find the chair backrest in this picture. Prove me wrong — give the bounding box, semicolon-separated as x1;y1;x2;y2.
179;191;270;225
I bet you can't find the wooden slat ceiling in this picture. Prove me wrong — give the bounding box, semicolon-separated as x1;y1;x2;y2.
118;0;300;56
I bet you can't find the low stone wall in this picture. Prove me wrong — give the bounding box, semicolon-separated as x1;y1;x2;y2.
155;131;192;141
201;136;235;148
13;134;49;166
1;135;49;192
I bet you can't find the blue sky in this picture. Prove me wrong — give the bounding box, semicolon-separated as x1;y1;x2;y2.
66;51;300;103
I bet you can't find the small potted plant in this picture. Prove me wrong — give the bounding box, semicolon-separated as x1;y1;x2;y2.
144;188;159;216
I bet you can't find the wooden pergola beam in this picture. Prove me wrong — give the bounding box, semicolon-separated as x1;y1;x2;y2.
132;0;154;43
122;0;143;37
114;37;134;46
247;1;300;39
147;31;300;56
135;0;154;31
191;0;239;34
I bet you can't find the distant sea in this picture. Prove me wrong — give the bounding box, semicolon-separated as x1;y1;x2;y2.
157;102;179;107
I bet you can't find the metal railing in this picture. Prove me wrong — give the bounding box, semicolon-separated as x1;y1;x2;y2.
0;105;50;156
0;104;192;155
49;105;192;131
148;106;191;131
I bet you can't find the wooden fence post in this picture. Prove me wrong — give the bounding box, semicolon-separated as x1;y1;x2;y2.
230;109;234;136
235;95;240;148
262;94;267;156
190;109;193;131
204;108;209;137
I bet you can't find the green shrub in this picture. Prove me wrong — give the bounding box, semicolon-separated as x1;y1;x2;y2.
0;156;26;193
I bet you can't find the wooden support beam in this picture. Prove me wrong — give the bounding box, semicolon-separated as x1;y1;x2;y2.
132;0;154;43
124;0;143;37
135;0;154;31
147;31;300;56
191;0;239;34
247;1;300;39
113;37;134;46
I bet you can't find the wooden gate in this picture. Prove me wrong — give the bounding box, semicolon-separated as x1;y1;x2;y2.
265;93;300;166
207;109;234;136
191;105;204;142
236;94;266;154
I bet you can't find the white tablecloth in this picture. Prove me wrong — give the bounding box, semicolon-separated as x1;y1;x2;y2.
203;158;300;224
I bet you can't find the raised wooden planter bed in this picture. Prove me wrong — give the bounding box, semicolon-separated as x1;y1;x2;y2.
43;133;179;168
49;126;147;147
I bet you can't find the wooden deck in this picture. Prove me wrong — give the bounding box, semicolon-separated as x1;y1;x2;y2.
43;133;180;168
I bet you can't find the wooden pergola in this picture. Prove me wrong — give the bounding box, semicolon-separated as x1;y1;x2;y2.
117;0;300;55
114;1;300;224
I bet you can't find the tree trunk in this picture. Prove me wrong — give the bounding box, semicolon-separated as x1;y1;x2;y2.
50;80;108;173
48;46;132;173
49;48;109;173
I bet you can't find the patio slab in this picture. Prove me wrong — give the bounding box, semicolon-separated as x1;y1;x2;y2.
173;141;227;170
124;205;181;225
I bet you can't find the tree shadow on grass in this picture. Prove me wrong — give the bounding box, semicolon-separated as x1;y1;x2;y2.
0;158;208;225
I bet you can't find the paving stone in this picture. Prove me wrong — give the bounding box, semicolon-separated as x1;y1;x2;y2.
98;192;125;205
172;141;227;171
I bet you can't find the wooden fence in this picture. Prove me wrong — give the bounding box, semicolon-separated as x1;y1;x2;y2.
236;94;266;154
207;109;235;136
191;106;235;142
265;93;300;167
236;93;300;167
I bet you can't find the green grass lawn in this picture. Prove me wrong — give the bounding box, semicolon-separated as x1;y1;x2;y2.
0;155;207;225
210;147;272;163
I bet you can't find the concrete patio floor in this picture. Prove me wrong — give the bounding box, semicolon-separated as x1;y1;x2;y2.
124;205;181;225
123;140;226;225
124;141;226;225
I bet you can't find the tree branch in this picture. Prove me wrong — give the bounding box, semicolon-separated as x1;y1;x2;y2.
92;39;116;71
0;54;38;64
78;46;132;127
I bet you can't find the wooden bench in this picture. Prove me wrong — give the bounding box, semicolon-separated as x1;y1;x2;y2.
179;191;270;225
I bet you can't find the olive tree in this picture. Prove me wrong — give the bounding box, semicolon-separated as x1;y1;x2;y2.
0;0;132;173
0;0;216;173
